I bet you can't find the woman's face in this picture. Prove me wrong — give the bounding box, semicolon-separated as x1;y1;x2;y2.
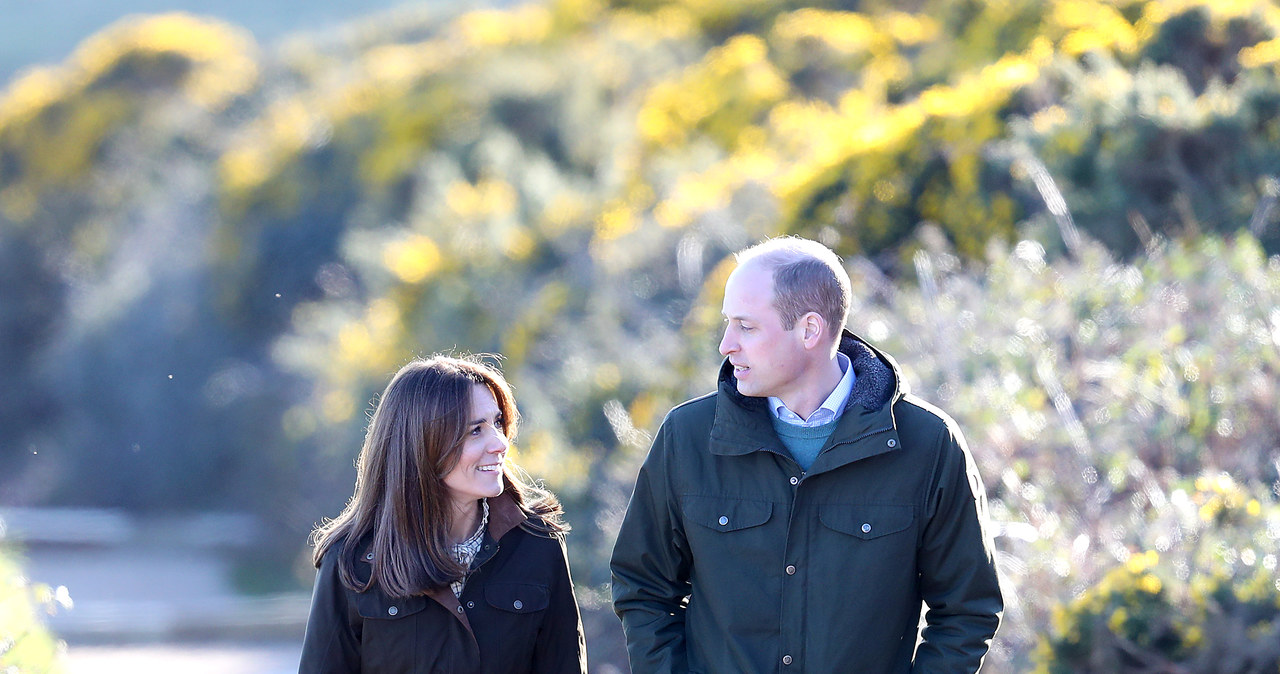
443;383;509;509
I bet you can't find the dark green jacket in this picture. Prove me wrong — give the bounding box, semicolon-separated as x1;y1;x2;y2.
299;492;587;674
610;332;1002;674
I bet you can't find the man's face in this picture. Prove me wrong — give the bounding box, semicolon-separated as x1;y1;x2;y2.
718;261;807;400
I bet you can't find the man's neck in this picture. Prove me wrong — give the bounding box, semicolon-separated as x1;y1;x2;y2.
777;354;845;421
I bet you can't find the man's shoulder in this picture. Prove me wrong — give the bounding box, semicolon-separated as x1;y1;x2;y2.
893;393;963;437
662;389;719;425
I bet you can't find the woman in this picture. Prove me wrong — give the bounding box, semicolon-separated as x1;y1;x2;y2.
299;355;587;673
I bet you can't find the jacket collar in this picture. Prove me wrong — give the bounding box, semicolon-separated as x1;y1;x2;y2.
487;488;528;541
469;489;527;569
710;330;905;467
353;490;528;561
715;330;903;410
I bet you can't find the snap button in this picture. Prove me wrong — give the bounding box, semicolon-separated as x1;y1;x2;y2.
457;606;464;613
789;476;799;485
365;552;374;560
387;606;398;616
862;523;872;534
782;654;793;665
887;438;897;448
466;601;475;609
718;516;728;526
513;600;523;610
785;565;796;575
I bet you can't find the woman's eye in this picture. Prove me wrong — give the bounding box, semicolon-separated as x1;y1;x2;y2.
470;425;483;436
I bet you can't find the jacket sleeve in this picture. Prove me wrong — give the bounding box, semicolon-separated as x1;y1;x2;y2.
609;419;691;674
533;534;588;674
298;547;362;674
912;420;1003;673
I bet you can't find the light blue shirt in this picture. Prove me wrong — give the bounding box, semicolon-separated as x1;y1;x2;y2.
769;352;855;427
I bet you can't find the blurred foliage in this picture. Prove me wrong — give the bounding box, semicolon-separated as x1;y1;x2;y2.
875;231;1280;671
0;14;256;222
0;547;66;673
2;0;1280;670
1033;476;1280;672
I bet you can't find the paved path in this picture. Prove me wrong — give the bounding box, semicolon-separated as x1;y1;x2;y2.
65;642;302;674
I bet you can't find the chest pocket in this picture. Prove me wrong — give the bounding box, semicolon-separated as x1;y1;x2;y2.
819;504;914;540
352;589;431;671
484;582;549;614
682;495;773;532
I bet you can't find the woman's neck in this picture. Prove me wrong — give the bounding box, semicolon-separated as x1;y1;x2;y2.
448;498;483;543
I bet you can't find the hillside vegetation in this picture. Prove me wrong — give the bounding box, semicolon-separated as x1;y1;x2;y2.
2;0;1280;670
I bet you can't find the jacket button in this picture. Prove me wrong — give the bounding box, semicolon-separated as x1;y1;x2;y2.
457;606;464;613
365;552;374;560
887;438;897;448
387;606;398;616
513;600;523;610
466;601;475;609
718;516;728;526
785;565;796;575
862;523;872;533
782;655;793;665
789;476;798;485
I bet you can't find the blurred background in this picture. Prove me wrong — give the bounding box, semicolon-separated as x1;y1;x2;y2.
1;0;1279;672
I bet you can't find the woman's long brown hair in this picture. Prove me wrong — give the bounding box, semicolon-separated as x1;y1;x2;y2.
311;354;566;597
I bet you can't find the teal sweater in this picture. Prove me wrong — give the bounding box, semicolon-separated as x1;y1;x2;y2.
770;415;838;471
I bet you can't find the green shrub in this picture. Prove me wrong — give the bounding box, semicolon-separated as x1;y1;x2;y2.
0;548;65;674
1034;475;1280;673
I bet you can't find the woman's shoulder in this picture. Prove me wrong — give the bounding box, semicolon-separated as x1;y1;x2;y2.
316;533;375;583
517;515;569;540
316;531;355;560
490;525;571;586
506;520;570;569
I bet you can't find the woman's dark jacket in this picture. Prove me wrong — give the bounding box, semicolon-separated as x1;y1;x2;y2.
299;492;587;673
610;332;1003;673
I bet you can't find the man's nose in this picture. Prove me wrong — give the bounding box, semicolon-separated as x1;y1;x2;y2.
718;329;735;356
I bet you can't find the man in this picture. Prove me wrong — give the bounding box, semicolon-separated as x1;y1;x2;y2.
610;236;1002;673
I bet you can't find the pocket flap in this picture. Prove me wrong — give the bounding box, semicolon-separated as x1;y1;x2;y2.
354;589;429;620
484;582;549;614
682;495;773;532
819;504;914;540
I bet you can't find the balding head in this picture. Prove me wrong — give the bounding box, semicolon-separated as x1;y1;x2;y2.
734;237;850;344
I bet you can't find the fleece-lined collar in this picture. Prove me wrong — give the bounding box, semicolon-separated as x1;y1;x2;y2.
717;329;901;414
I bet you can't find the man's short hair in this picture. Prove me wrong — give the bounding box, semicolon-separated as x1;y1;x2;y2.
735;236;851;339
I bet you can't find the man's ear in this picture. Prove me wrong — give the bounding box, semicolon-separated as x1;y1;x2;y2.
800;312;826;348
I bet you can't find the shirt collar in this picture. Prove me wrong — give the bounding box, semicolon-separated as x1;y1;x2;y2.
769;352;856;427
